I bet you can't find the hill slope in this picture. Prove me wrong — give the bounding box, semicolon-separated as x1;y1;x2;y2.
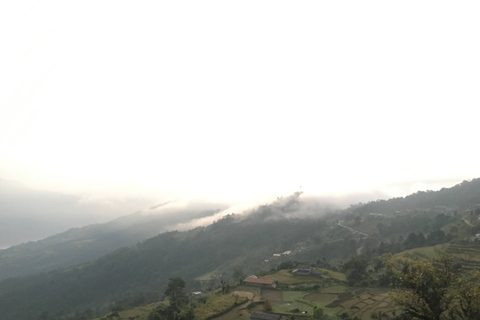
1;179;480;320
352;178;480;214
0;202;224;279
0;194;335;320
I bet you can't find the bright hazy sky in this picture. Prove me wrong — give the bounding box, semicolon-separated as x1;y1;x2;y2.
1;1;479;207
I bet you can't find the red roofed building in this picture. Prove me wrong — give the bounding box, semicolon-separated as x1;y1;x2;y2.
243;276;276;288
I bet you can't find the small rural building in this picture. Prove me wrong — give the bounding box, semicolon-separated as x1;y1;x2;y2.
292;265;323;276
243;276;276;288
293;265;312;276
250;312;289;320
191;291;204;299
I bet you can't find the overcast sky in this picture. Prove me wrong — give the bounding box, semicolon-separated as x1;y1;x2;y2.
1;1;479;213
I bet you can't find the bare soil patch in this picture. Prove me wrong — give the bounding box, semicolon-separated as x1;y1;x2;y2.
303;293;337;303
372;294;387;302
325;300;342;308
354;302;367;309
261;289;283;302
338;292;353;300
354;289;366;295
359;293;372;300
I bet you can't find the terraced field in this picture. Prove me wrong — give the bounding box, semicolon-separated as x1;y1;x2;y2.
258;286;397;320
446;243;480;270
338;290;396;320
396;242;480;272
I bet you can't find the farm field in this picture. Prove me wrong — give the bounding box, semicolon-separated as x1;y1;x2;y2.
395;244;449;260
195;292;248;320
264;270;323;285
209;290;261;320
395;242;480;272
254;285;396;320
446;243;480;271
337;289;396;320
264;268;345;285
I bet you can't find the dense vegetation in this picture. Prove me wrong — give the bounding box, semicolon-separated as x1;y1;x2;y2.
1;179;480;320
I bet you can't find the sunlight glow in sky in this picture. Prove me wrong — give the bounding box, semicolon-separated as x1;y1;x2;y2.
1;1;479;208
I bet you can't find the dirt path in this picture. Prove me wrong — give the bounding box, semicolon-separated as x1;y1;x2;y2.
338;222;369;237
356;246;364;255
463;217;475;227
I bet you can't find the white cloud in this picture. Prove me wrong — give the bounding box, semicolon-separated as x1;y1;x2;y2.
0;0;478;209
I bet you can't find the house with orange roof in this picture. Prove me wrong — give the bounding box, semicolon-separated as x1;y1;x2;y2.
243;276;276;288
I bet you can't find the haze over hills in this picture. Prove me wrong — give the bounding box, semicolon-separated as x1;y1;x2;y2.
1;2;478;319
0;175;459;250
0;178;157;249
0;179;479;320
0;200;227;279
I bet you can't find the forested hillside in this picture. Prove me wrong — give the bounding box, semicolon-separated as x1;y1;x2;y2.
0;204;223;279
351;178;480;214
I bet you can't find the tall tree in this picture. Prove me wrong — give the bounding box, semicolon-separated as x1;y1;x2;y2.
164;277;187;319
342;256;368;285
386;254;456;320
453;271;480;320
232;267;245;284
165;277;186;302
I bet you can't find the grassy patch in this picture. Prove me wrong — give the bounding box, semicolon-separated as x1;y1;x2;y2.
319;269;347;282
91;302;160;320
318;285;349;294
271;299;313;315
303;293;338;307
395;244;449;260
265;270;323;285
282;291;305;302
234;285;261;295
345;219;380;235
195;292;248;320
